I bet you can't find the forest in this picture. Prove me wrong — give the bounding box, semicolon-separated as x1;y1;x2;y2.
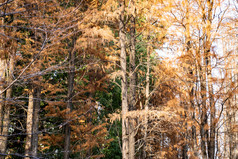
0;0;237;158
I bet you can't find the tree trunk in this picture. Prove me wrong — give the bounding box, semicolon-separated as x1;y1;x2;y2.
207;55;215;159
182;2;190;158
128;2;136;158
143;45;150;158
119;0;129;158
206;1;215;158
0;59;6;157
200;1;215;157
228;108;234;159
2;54;14;154
0;53;14;157
32;86;41;158
64;44;75;159
200;64;208;159
25;88;34;159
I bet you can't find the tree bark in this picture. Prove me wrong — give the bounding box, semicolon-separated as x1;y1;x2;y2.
207;52;215;159
200;63;208;159
25;88;34;159
0;59;6;157
64;43;75;159
143;45;150;159
119;0;129;158
0;53;14;157
2;54;14;153
182;2;190;158
128;2;136;158
206;1;215;158
32;86;41;158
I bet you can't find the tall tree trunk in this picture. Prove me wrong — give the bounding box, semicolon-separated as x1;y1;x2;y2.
128;2;136;158
25;79;40;158
119;0;129;158
25;88;34;159
200;0;215;157
206;1;215;158
64;44;75;159
0;59;6;157
2;54;14;154
143;45;150;158
200;64;208;159
207;55;215;159
0;53;14;157
182;2;190;158
0;16;6;158
32;86;41;158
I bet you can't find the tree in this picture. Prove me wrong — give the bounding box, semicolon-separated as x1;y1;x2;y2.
164;0;237;158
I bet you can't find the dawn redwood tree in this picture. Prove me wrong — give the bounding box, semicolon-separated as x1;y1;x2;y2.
0;0;79;157
165;0;237;158
41;0;115;158
102;0;171;158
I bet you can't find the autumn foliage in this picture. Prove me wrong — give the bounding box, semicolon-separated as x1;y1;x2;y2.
0;0;237;159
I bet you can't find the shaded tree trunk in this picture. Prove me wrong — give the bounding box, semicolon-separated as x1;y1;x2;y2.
0;53;14;157
207;55;215;159
64;41;75;159
143;45;150;159
32;86;41;157
200;63;208;159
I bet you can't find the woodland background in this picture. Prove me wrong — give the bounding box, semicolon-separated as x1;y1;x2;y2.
0;0;237;158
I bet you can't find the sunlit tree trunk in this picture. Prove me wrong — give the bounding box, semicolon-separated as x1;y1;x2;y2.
223;31;238;159
201;1;216;158
128;1;136;158
0;58;6;157
25;80;40;159
182;1;190;158
119;0;129;158
206;1;216;158
0;16;7;157
25;88;34;159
